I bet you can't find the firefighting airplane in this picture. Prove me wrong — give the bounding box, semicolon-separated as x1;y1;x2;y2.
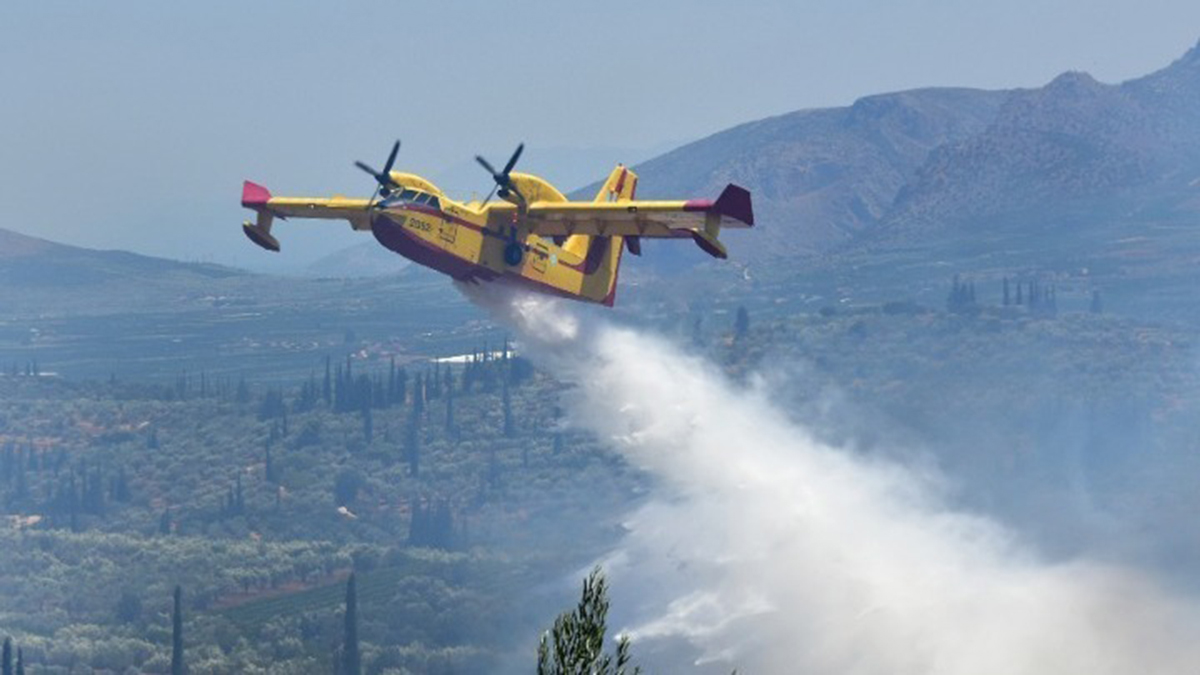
241;141;753;306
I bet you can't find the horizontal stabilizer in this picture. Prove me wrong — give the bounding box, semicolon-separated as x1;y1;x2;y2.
682;183;754;227
691;230;728;259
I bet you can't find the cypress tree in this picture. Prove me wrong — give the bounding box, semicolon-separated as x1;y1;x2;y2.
405;408;421;477
2;637;11;675
388;357;396;406
361;406;373;445
323;356;333;406
397;367;408;404
265;444;276;483
502;378;515;437
342;574;361;675
14;648;22;675
171;585;184;675
734;306;750;341
236;375;251;405
413;373;425;415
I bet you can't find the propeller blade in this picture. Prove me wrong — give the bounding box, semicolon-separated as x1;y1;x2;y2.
356;139;402;200
481;184;498;205
502;143;524;175
382;140;400;177
475;155;499;178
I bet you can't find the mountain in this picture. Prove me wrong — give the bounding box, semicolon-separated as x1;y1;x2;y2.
575;87;1010;262
301;240;411;278
0;227;243;286
587;41;1200;278
0;227;249;315
884;43;1200;237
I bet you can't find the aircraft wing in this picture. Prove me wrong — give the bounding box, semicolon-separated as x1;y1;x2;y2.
498;184;752;259
512;184;754;237
241;181;372;251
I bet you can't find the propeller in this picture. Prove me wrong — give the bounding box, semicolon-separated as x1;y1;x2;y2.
475;143;526;209
354;140;402;199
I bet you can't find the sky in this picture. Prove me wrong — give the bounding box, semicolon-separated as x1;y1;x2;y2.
1;0;1198;270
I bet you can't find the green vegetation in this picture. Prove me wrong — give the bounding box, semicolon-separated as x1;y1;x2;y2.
0;348;642;672
2;266;1199;672
537;567;640;675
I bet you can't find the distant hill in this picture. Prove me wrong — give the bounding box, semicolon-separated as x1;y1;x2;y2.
884;43;1200;237
586;41;1200;277
301;241;410;278
575;87;1010;263
0;227;250;316
0;227;243;287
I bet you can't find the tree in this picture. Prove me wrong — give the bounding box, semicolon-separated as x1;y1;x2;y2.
361;405;374;445
537;567;639;675
14;648;22;675
733;306;750;342
945;274;977;314
2;637;11;675
115;589;143;624
342;573;362;675
321;355;331;404
413;373;426;415
265;444;277;483
171;585;184;675
502;378;515;438
404;409;421;477
334;469;364;507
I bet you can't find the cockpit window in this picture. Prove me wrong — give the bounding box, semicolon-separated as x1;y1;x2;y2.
413;193;433;205
426;196;441;210
398;189;419;201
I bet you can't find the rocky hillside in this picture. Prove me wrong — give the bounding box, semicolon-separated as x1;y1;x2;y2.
579;87;1009;260
0;227;242;287
597;40;1200;277
884;42;1200;236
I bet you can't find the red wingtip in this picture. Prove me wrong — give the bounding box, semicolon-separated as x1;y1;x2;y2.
242;180;272;209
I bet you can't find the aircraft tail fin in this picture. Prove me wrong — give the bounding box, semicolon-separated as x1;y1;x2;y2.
555;165;637;304
562;164;638;259
593;164;639;203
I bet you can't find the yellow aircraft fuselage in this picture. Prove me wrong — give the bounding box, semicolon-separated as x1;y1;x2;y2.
242;164;753;306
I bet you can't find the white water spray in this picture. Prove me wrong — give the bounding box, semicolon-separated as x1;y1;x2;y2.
463;285;1200;674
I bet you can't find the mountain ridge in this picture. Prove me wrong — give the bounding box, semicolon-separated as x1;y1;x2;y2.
0;226;244;286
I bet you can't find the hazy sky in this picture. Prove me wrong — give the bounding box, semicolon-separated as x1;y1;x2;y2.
2;1;1198;270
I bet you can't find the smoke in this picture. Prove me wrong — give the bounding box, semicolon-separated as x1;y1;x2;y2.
462;284;1200;674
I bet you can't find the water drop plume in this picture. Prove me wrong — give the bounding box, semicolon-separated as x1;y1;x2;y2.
459;283;1200;674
